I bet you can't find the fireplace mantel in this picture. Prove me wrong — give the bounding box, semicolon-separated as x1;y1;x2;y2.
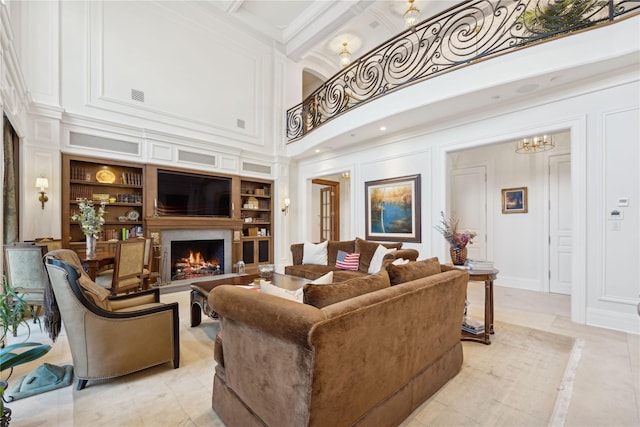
146;217;243;231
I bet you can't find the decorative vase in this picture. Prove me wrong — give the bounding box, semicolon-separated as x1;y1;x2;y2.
450;246;467;266
86;235;97;258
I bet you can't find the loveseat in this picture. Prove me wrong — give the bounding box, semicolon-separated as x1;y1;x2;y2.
210;258;468;427
284;237;419;282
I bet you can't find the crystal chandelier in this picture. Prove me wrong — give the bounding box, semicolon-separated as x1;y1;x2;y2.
404;0;420;28
338;42;351;68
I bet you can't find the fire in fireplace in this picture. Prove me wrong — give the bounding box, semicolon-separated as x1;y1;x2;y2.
171;239;224;281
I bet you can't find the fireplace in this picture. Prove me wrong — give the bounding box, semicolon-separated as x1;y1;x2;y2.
160;229;232;283
170;239;224;281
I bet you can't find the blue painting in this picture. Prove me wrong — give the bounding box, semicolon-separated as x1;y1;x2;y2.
365;175;421;243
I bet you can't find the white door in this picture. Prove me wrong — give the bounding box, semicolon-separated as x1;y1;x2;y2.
451;166;487;261
549;154;572;294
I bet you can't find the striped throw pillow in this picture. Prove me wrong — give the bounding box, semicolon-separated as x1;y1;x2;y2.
335;250;360;271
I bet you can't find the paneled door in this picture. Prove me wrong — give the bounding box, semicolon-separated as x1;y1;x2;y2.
312;179;340;241
451;166;487;261
549;154;572;295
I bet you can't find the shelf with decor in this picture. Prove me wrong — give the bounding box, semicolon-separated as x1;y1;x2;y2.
239;179;273;272
62;154;146;253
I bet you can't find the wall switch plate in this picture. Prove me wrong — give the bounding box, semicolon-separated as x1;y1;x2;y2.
618;197;629;207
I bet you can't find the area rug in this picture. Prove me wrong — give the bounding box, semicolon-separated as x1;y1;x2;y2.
402;321;576;427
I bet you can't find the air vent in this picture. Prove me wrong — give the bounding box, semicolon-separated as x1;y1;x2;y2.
69;132;139;155
178;149;216;166
131;89;145;102
237;119;245;129
242;161;271;175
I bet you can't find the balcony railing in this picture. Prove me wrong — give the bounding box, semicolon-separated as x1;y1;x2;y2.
286;0;639;142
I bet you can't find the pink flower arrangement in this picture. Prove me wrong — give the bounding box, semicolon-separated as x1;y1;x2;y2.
434;211;476;249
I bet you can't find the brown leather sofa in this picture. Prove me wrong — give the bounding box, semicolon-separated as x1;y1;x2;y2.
210;258;468;427
284;237;419;281
44;249;179;390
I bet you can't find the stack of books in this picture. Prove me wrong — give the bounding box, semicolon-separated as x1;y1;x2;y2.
462;317;485;335
466;259;494;271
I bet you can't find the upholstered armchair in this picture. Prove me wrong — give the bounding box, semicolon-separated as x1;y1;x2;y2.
44;250;179;390
3;245;48;322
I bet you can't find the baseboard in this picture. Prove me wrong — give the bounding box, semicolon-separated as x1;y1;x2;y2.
587;307;640;335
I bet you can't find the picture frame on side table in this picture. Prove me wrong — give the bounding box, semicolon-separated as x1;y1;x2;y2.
365;174;421;242
501;187;528;214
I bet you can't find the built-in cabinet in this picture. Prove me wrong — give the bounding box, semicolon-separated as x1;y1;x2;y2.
240;178;273;271
62;155;274;276
62;154;145;255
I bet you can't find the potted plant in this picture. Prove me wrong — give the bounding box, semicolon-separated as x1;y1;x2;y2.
519;0;607;38
434;211;476;265
0;276;51;426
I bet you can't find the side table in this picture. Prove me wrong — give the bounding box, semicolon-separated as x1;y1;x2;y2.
461;268;499;345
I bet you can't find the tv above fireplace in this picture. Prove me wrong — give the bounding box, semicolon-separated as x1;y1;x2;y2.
157;171;231;217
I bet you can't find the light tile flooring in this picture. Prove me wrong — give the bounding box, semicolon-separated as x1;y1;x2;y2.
4;283;640;426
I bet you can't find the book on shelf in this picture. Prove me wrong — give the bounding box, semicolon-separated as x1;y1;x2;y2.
466;259;494;270
462;317;485;335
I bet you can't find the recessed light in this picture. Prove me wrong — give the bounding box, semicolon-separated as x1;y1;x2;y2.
315;149;320;153
380;126;387;131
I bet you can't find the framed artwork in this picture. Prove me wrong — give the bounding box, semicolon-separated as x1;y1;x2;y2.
365;174;421;242
501;187;528;214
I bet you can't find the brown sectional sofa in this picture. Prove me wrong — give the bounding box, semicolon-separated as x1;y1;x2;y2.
284;237;420;282
210;258;468;427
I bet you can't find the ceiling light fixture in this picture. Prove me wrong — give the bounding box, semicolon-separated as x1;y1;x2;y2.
339;42;351;68
515;135;555;154
404;0;420;29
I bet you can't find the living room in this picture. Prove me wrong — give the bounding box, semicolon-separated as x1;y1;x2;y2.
1;0;639;425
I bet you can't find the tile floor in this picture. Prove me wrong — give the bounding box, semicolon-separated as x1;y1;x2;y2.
4;282;640;426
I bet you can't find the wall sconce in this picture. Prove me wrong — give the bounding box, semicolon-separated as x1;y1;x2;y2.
36;176;49;209
281;197;291;215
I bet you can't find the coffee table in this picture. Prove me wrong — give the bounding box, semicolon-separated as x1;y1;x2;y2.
189;272;310;327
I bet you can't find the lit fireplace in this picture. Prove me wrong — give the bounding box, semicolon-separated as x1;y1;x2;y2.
170;239;224;281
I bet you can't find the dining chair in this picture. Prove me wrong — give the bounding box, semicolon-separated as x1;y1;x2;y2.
3;245;48;323
34;237;63;252
95;239;146;296
140;237;154;289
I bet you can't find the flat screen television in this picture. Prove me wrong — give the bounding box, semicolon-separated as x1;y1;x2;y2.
157;171;231;217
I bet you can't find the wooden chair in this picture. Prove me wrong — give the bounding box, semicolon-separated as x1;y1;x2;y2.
95;239;145;296
3;245;48;322
34;237;63;252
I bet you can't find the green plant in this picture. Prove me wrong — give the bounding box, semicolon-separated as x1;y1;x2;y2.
0;275;51;417
71;199;106;237
520;0;606;36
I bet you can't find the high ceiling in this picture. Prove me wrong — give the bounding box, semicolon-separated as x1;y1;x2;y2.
205;0;458;78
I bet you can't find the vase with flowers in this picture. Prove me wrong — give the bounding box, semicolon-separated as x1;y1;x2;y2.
71;199;106;258
434;211;477;265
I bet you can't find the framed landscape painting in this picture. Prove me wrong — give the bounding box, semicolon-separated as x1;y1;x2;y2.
501;187;528;214
365;174;421;242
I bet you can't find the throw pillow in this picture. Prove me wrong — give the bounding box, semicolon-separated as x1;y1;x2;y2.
303;269;391;309
367;245;395;274
387;256;442;286
311;271;334;284
335;250;360;271
355;237;402;272
392;258;409;265
260;280;303;303
302;241;328;265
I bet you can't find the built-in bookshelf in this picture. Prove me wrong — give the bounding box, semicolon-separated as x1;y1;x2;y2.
240;178;273;271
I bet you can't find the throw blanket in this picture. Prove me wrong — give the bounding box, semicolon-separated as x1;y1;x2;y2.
43;249;111;342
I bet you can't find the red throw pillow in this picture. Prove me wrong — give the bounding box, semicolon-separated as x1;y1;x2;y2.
335;250;360;271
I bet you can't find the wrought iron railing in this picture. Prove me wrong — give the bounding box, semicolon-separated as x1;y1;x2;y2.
286;0;639;142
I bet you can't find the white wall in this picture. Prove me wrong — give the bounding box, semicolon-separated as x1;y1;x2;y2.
292;80;639;334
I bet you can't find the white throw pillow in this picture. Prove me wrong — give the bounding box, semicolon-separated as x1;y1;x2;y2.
368;245;395;274
310;271;333;284
302;241;328;265
392;258;410;266
260;280;303;303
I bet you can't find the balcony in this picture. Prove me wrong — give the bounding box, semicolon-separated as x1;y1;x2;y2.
286;0;639;142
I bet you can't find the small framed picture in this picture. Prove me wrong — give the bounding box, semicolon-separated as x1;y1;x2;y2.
501;187;528;214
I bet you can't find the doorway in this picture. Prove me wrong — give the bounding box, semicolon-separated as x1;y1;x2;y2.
312;178;340;241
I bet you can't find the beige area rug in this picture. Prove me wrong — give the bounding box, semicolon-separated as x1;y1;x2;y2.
7;291;574;426
402;322;576;427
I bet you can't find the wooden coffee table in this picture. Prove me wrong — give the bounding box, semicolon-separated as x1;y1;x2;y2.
189;273;310;327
